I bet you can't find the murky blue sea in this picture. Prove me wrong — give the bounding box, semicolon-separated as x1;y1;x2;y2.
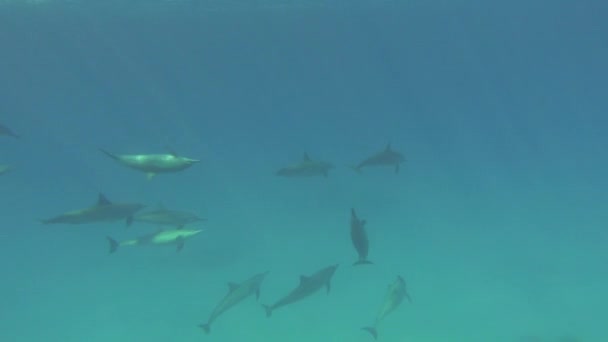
1;1;607;341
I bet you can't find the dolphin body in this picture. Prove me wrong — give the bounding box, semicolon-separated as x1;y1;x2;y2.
362;276;412;340
106;228;203;253
133;205;205;229
41;193;145;226
199;271;269;334
350;208;372;266
0;123;19;139
276;153;333;178
354;143;405;174
263;264;338;317
100;149;199;180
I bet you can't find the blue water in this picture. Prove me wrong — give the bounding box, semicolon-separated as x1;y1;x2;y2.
1;1;607;341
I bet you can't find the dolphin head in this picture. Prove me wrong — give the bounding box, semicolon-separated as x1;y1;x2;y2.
182;157;200;165
183;228;204;237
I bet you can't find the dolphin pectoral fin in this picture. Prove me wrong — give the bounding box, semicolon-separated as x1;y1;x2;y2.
198;323;211;334
107;236;119;254
126;216;133;227
176;238;184;252
256;288;260;300
299;275;310;285
147;173;156;180
262;304;273;317
405;291;413;303
362;326;378;340
326;280;331;294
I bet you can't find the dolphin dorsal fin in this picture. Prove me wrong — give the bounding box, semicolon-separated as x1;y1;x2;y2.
303;153;311;161
299;275;310;285
97;193;112;206
228;282;239;292
165;146;179;157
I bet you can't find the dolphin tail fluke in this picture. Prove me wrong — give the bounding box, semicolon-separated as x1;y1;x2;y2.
262;304;273;317
354;259;374;266
199;323;211;334
107;236;119;254
362;326;378;340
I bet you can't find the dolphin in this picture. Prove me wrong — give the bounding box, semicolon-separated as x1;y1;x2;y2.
276;153;333;178
362;275;412;340
262;264;338;317
133;205;205;229
353;143;405;174
0;164;12;175
100;148;199;180
351;208;372;266
0;123;19;139
106;228;203;253
41;193;145;226
199;271;269;334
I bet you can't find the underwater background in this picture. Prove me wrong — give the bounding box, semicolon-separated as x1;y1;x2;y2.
1;0;607;341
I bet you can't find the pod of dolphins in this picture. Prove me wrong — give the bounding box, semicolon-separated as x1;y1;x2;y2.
3;121;413;339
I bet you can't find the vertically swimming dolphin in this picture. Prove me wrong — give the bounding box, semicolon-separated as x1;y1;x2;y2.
263;264;338;317
0;123;19;139
199;271;269;334
353;143;405;174
100;149;199;180
106;228;203;253
362;276;412;339
350;208;372;265
41;193;145;226
276;153;334;178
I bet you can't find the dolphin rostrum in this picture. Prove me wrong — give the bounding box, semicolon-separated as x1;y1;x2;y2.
0;123;19;139
263;264;338;317
362;275;412;340
276;153;334;178
41;193;145;226
106;228;203;253
353;143;405;174
351;208;372;266
199;271;269;334
100;148;199;180
133;205;205;229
